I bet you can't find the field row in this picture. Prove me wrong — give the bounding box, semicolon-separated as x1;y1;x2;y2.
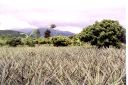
0;46;126;85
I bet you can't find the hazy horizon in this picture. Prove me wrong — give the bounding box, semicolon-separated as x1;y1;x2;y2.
0;0;125;33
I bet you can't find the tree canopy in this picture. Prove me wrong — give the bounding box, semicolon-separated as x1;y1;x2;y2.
78;19;125;48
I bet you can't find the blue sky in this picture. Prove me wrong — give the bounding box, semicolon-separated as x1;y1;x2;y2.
0;0;125;33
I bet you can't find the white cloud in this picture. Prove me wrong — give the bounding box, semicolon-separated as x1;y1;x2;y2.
0;15;37;30
0;0;125;33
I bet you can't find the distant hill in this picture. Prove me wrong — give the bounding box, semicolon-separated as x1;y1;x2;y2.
14;27;75;37
39;28;74;37
0;30;24;37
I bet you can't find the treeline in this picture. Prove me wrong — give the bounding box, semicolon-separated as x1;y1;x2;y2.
0;35;83;47
0;19;126;48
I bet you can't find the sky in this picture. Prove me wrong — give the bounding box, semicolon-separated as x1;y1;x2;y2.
0;0;125;33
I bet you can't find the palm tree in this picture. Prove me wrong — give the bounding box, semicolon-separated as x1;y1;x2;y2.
44;24;56;38
50;24;56;29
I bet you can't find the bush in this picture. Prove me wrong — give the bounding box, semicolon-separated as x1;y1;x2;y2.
6;37;22;47
71;37;83;46
40;38;51;44
34;38;51;44
0;40;6;46
51;36;71;46
79;19;126;48
21;37;35;47
0;42;3;46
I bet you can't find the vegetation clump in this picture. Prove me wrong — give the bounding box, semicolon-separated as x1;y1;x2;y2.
78;19;125;48
6;37;22;47
51;36;72;46
21;37;35;47
34;38;51;45
71;37;83;46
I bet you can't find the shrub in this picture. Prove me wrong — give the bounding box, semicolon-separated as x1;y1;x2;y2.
79;19;126;48
0;40;6;46
40;38;51;44
71;37;83;46
34;38;51;44
51;36;71;46
6;37;22;47
21;37;35;47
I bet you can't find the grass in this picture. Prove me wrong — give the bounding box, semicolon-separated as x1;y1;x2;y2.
0;46;125;85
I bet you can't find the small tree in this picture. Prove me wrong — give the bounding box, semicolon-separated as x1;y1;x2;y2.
44;24;56;38
44;29;51;38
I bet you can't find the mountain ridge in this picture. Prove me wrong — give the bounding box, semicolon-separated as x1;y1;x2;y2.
1;27;75;37
0;30;24;37
13;27;75;37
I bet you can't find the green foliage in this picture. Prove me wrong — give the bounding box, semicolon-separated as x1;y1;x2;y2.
40;38;51;44
0;20;125;48
0;40;6;46
0;35;12;39
44;29;51;38
118;28;126;43
71;37;83;46
0;30;24;37
0;36;10;46
33;38;51;44
51;36;72;46
79;19;126;48
6;37;22;47
21;37;35;47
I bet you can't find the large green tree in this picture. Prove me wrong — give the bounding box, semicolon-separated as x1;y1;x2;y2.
78;19;126;48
